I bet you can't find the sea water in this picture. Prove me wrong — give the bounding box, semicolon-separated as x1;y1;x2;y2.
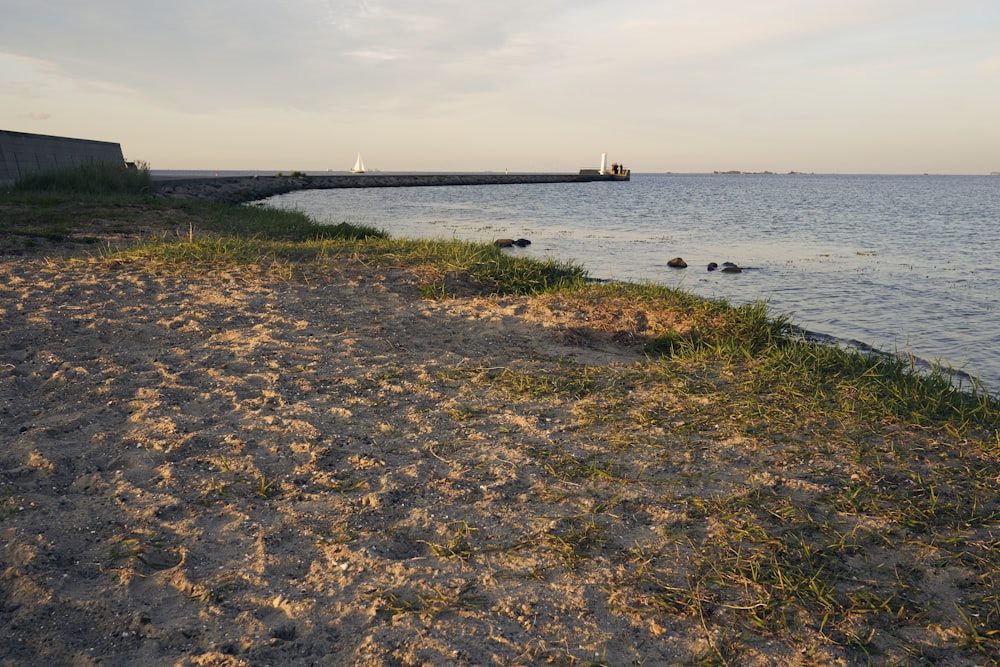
263;174;1000;393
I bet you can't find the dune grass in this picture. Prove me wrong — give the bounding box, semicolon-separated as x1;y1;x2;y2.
13;161;153;195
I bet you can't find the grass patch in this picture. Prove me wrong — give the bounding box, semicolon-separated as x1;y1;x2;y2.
4;177;584;291
13;161;153;195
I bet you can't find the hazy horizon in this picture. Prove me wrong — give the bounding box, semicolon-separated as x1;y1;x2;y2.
147;167;1000;176
3;1;998;175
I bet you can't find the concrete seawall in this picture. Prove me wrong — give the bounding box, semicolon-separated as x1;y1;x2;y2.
153;172;629;204
0;130;125;186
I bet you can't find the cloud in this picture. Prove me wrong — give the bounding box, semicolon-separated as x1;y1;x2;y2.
344;49;400;63
0;0;602;113
3;0;998;171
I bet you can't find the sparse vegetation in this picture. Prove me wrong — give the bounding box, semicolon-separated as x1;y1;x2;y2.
2;171;998;665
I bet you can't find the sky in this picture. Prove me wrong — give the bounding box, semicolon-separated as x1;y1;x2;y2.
2;0;998;174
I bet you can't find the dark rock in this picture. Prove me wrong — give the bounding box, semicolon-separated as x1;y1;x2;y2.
513;238;531;247
707;262;718;271
667;257;687;268
494;238;515;247
721;265;743;273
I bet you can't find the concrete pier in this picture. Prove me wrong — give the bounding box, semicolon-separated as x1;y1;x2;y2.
153;171;630;204
0;130;125;186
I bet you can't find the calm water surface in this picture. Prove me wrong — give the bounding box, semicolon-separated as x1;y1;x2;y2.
264;174;999;392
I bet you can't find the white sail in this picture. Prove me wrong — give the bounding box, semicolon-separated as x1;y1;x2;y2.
350;153;365;173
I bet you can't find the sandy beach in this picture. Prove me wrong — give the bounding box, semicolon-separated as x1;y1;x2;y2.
2;200;998;666
0;249;704;665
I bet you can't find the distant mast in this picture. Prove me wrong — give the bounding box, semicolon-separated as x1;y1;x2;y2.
350;153;365;174
600;152;608;175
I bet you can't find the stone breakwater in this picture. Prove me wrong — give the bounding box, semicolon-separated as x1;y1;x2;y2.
153;172;627;204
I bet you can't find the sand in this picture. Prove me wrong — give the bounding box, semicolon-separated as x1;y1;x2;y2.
0;251;722;666
2;232;995;665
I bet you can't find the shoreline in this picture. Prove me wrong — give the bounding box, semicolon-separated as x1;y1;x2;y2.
263;172;998;395
1;195;998;665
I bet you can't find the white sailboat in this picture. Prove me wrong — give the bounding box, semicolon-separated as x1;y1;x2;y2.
350;153;365;174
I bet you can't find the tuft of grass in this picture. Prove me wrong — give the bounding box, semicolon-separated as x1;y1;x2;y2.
14;161;153;195
371;582;486;618
491;364;604;400
342;236;589;296
545;514;608;572
635;284;998;430
210;201;387;241
422;521;479;562
645;299;793;359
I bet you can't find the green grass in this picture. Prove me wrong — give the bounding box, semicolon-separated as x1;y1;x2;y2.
4;167;584;292
183;200;387;241
13;161;153;195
